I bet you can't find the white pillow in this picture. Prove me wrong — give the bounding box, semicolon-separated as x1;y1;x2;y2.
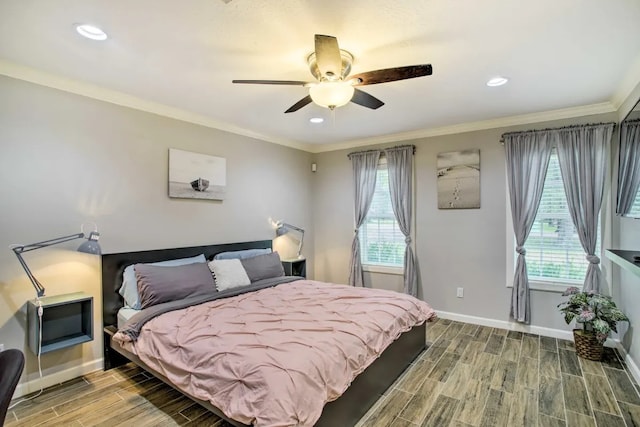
208;259;251;292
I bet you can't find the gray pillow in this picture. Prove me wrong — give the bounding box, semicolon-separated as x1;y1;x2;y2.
213;248;272;260
240;252;285;282
119;254;206;309
135;262;215;309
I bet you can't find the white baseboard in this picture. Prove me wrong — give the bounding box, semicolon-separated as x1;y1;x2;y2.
614;341;640;385
13;358;103;399
435;310;620;349
435;310;576;341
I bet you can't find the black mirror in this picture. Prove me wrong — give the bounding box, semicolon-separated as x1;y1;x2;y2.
616;98;640;218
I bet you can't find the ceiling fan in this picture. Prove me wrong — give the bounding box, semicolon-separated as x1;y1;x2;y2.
232;34;433;113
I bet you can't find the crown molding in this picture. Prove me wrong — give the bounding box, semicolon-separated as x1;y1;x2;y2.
307;102;617;153
0;59;624;155
0;59;311;152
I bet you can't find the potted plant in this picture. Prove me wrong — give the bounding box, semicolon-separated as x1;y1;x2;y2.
557;287;629;361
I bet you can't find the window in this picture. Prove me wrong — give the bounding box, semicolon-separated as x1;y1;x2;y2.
628;191;640;217
360;161;405;269
523;150;600;284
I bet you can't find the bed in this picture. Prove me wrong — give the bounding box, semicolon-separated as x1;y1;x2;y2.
102;240;433;426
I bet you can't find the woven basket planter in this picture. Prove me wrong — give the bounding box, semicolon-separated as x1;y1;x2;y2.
573;329;603;361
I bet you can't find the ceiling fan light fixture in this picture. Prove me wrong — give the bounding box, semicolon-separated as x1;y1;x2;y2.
232;35;432;114
309;81;355;109
486;76;509;87
75;24;108;41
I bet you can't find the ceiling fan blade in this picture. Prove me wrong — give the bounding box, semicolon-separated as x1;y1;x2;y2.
285;95;313;113
349;64;433;86
351;89;384;110
232;80;308;86
314;35;342;79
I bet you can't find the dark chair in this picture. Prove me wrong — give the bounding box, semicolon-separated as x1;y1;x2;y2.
0;349;25;426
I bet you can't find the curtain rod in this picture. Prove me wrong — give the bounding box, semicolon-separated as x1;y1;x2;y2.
499;122;616;143
347;144;416;159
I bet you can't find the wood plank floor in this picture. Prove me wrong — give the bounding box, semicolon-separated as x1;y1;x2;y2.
7;318;640;426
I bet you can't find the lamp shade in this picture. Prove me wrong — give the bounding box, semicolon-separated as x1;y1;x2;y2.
77;231;101;255
309;81;354;109
275;225;289;237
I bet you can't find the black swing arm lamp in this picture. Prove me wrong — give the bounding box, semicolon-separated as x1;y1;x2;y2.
275;221;305;259
11;226;101;298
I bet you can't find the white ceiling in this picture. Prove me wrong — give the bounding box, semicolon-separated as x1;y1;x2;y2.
1;0;640;151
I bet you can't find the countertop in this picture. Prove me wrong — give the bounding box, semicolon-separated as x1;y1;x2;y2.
605;249;640;279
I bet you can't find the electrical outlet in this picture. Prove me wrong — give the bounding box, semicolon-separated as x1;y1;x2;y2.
456;287;464;298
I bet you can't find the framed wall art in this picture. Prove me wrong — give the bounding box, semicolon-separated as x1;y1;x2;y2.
437;149;480;209
169;148;226;200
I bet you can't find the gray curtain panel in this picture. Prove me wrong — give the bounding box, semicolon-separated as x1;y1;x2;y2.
348;150;381;287
556;123;614;292
617;120;640;215
504;132;553;324
385;145;418;296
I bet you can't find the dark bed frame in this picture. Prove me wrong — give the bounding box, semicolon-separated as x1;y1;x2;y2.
101;240;426;427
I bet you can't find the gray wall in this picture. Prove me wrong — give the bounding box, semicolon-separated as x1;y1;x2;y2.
0;76;313;387
311;112;618;332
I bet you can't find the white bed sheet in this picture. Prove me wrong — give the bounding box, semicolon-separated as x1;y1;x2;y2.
117;307;140;330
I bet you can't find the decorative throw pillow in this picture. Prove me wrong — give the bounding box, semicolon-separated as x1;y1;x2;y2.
135;262;216;309
240;252;285;282
119;254;206;309
208;259;251;292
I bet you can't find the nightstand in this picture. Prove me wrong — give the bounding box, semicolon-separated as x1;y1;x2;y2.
103;325;129;370
282;258;306;278
27;292;94;354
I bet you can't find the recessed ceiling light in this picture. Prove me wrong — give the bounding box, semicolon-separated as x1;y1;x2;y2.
309;117;324;124
487;76;509;87
75;24;108;41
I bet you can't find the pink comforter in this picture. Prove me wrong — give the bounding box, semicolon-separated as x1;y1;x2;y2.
114;280;435;426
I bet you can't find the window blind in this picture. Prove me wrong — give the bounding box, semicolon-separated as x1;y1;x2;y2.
629;191;640;217
525;150;598;283
361;165;404;267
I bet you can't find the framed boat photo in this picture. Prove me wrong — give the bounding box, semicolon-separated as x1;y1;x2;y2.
169;148;226;200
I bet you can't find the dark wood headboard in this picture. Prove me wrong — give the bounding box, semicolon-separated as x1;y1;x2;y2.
101;240;272;329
